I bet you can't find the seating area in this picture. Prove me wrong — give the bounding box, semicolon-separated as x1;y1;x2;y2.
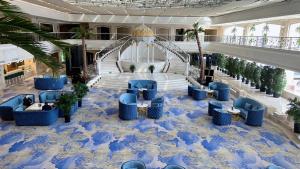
128;80;157;100
208;82;230;101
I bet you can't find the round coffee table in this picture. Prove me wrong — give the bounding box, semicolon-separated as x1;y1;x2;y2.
227;108;241;121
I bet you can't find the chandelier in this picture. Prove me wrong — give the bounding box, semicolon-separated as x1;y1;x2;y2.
65;0;236;8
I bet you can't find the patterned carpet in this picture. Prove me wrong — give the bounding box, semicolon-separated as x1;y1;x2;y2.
0;83;299;169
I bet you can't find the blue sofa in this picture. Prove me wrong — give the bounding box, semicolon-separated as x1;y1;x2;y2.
13;107;59;126
208;101;223;116
128;80;157;100
121;160;146;169
213;108;232;126
164;165;185;169
127;88;139;98
0;94;35;121
233;97;265;126
119;93;138;120
147;97;164;119
34;76;65;90
192;89;207;100
208;82;230;101
39;91;78;117
188;85;196;97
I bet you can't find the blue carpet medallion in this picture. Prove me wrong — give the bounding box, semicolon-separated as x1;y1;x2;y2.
0;84;299;169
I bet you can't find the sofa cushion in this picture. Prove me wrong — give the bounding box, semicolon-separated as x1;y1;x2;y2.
245;103;252;110
46;95;56;100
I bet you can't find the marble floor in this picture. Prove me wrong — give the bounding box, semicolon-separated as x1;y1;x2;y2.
0;80;300;169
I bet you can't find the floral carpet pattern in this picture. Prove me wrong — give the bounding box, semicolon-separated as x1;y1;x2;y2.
0;83;299;169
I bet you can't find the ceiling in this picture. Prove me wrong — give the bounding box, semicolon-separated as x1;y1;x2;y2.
19;0;284;17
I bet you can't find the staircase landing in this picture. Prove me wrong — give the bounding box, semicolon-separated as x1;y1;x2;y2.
93;73;189;91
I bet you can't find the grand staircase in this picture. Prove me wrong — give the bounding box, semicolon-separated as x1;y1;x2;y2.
93;73;190;91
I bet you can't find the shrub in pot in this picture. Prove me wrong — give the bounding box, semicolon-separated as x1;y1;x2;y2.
148;65;155;73
238;59;246;81
265;67;274;95
253;66;261;89
74;82;89;107
244;62;251;84
287;98;300;133
232;58;239;79
272;68;286;98
129;64;135;73
249;62;256;87
57;93;78;123
216;53;225;71
260;66;268;92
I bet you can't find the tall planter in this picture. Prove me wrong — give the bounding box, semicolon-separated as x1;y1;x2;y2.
287;98;300;133
272;68;286;98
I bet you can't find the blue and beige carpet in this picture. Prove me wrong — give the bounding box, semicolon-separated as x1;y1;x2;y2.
0;84;299;169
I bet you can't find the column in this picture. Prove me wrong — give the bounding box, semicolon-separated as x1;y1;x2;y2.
147;45;150;63
136;42;138;63
0;65;6;90
131;42;133;62
152;45;154;63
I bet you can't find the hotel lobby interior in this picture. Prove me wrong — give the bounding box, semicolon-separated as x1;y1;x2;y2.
0;0;300;168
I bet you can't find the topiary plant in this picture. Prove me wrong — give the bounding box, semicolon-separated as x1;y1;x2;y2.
233;58;240;79
272;68;286;98
129;64;135;73
239;60;246;82
57;92;78;123
74;82;89;107
265;66;274;95
249;62;257;87
244;62;251;84
260;66;268;92
148;65;155;73
253;66;261;89
287;97;300;133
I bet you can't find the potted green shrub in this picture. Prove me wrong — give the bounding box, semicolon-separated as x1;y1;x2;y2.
266;67;274;95
253;66;261;89
74;82;89;107
57;93;78;123
272;68;286;98
244;62;251;84
249;62;256;87
260;66;268;92
287;98;300;133
148;65;155;73
129;64;135;73
233;58;240;79
239;60;246;82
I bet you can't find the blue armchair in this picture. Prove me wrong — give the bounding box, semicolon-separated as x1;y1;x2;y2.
192;89;207;100
39;91;78;117
188;85;196;96
128;80;157;100
0;94;35;121
147;97;164;119
208;101;223;116
34;77;65;90
143;88;157;100
233;97;265;126
164;165;185;169
121;160;146;169
13;108;59;126
212;108;232;126
119;93;138;120
208;82;230;101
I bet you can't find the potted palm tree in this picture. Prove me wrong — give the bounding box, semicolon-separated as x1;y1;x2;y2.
129;65;135;73
260;66;268;92
272;68;286;98
287;98;300;133
74;83;89;107
57;93;78;123
185;22;205;84
148;65;155;74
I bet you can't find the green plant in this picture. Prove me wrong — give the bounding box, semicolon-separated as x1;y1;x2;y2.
57;93;78;117
249;62;257;83
148;65;155;73
272;68;287;97
253;66;262;88
0;0;70;72
233;58;240;77
129;64;135;73
185;22;206;82
216;54;225;70
244;62;251;82
74;83;89;99
260;66;268;92
265;66;275;94
239;60;246;78
287;98;300;123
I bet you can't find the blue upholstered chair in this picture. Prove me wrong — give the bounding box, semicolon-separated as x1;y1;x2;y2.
0;94;35;121
127;88;139;98
34;77;65;90
147;97;164;119
233;97;265;126
13;108;59;126
208;82;230;101
119;93;138;120
208;101;223;116
266;164;284;169
121;160;146;169
188;85;196;96
128;80;157;100
192;89;207;100
163;165;185;169
212;108;232;125
39;91;78;117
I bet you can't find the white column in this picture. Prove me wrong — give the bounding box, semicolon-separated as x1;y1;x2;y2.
131;42;133;62
147;45;150;63
152;45;154;63
0;65;6;90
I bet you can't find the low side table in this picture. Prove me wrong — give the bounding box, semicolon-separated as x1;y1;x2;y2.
137;102;148;117
227;108;241;121
206;89;214;98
